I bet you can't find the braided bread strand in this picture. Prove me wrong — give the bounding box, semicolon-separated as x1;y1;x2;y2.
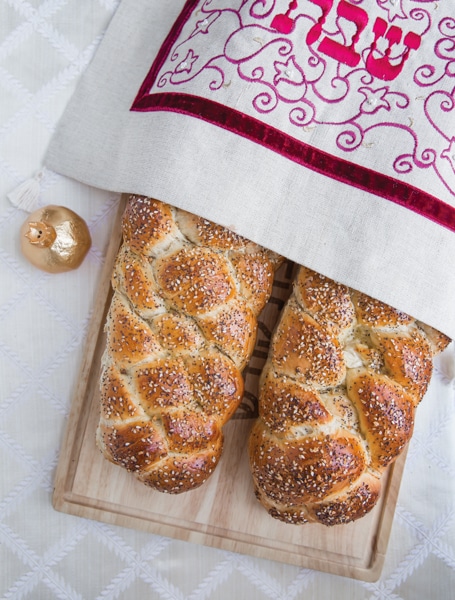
249;266;451;525
96;195;282;494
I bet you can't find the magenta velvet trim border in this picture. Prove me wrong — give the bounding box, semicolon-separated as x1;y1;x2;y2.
130;0;455;234
134;0;197;104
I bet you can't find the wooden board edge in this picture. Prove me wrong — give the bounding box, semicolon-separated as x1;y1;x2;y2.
51;193;406;583
52;197;126;502
364;446;409;582
53;449;407;582
52;487;385;581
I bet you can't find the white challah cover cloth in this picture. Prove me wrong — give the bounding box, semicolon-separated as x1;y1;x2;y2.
45;0;455;338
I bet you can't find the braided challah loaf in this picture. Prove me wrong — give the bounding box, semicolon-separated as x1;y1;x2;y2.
249;266;451;526
96;195;282;493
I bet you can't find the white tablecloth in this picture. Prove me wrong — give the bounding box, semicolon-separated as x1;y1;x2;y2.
1;2;454;599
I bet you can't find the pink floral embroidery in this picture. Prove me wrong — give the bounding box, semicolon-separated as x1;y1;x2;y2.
441;138;455;175
359;86;391;113
377;0;407;22
131;0;455;231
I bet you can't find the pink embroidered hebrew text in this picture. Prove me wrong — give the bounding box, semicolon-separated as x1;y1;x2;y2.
273;0;421;78
131;0;455;232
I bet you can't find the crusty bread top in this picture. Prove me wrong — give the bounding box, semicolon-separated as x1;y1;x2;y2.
249;266;450;525
97;195;282;493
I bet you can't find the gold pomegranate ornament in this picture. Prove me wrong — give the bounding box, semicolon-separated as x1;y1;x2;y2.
20;205;91;273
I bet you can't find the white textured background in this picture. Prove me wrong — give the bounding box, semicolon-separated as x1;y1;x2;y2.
1;1;455;599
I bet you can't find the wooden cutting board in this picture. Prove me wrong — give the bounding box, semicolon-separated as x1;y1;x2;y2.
53;196;407;582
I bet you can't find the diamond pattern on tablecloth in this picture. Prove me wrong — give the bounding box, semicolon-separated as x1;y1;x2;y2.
0;543;22;599
38;351;87;416
0;351;27;401
0;442;31;501
0;292;75;373
368;505;455;600
0;206;27;258
0;264;26;313
400;458;455;528
1;389;63;459
111;576;173;600
0;3;22;42
59;526;173;600
199;546;307;600
0;115;54;173
0;0;117;195
306;572;379;600
6;489;75;557
372;518;420;585
46;1;115;51
0;83;26;127
54;528;134;599
205;561;282;600
7;32;71;94
394;552;455;600
152;540;234;598
34;262;99;325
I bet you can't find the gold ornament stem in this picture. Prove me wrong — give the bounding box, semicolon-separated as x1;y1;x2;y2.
25;221;57;248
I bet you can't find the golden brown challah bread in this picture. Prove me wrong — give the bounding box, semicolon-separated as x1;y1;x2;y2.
249;266;451;526
96;194;282;493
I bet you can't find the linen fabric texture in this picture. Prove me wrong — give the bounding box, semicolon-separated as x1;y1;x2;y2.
45;0;455;339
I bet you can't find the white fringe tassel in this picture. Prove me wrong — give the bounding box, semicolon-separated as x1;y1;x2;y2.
7;171;43;212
